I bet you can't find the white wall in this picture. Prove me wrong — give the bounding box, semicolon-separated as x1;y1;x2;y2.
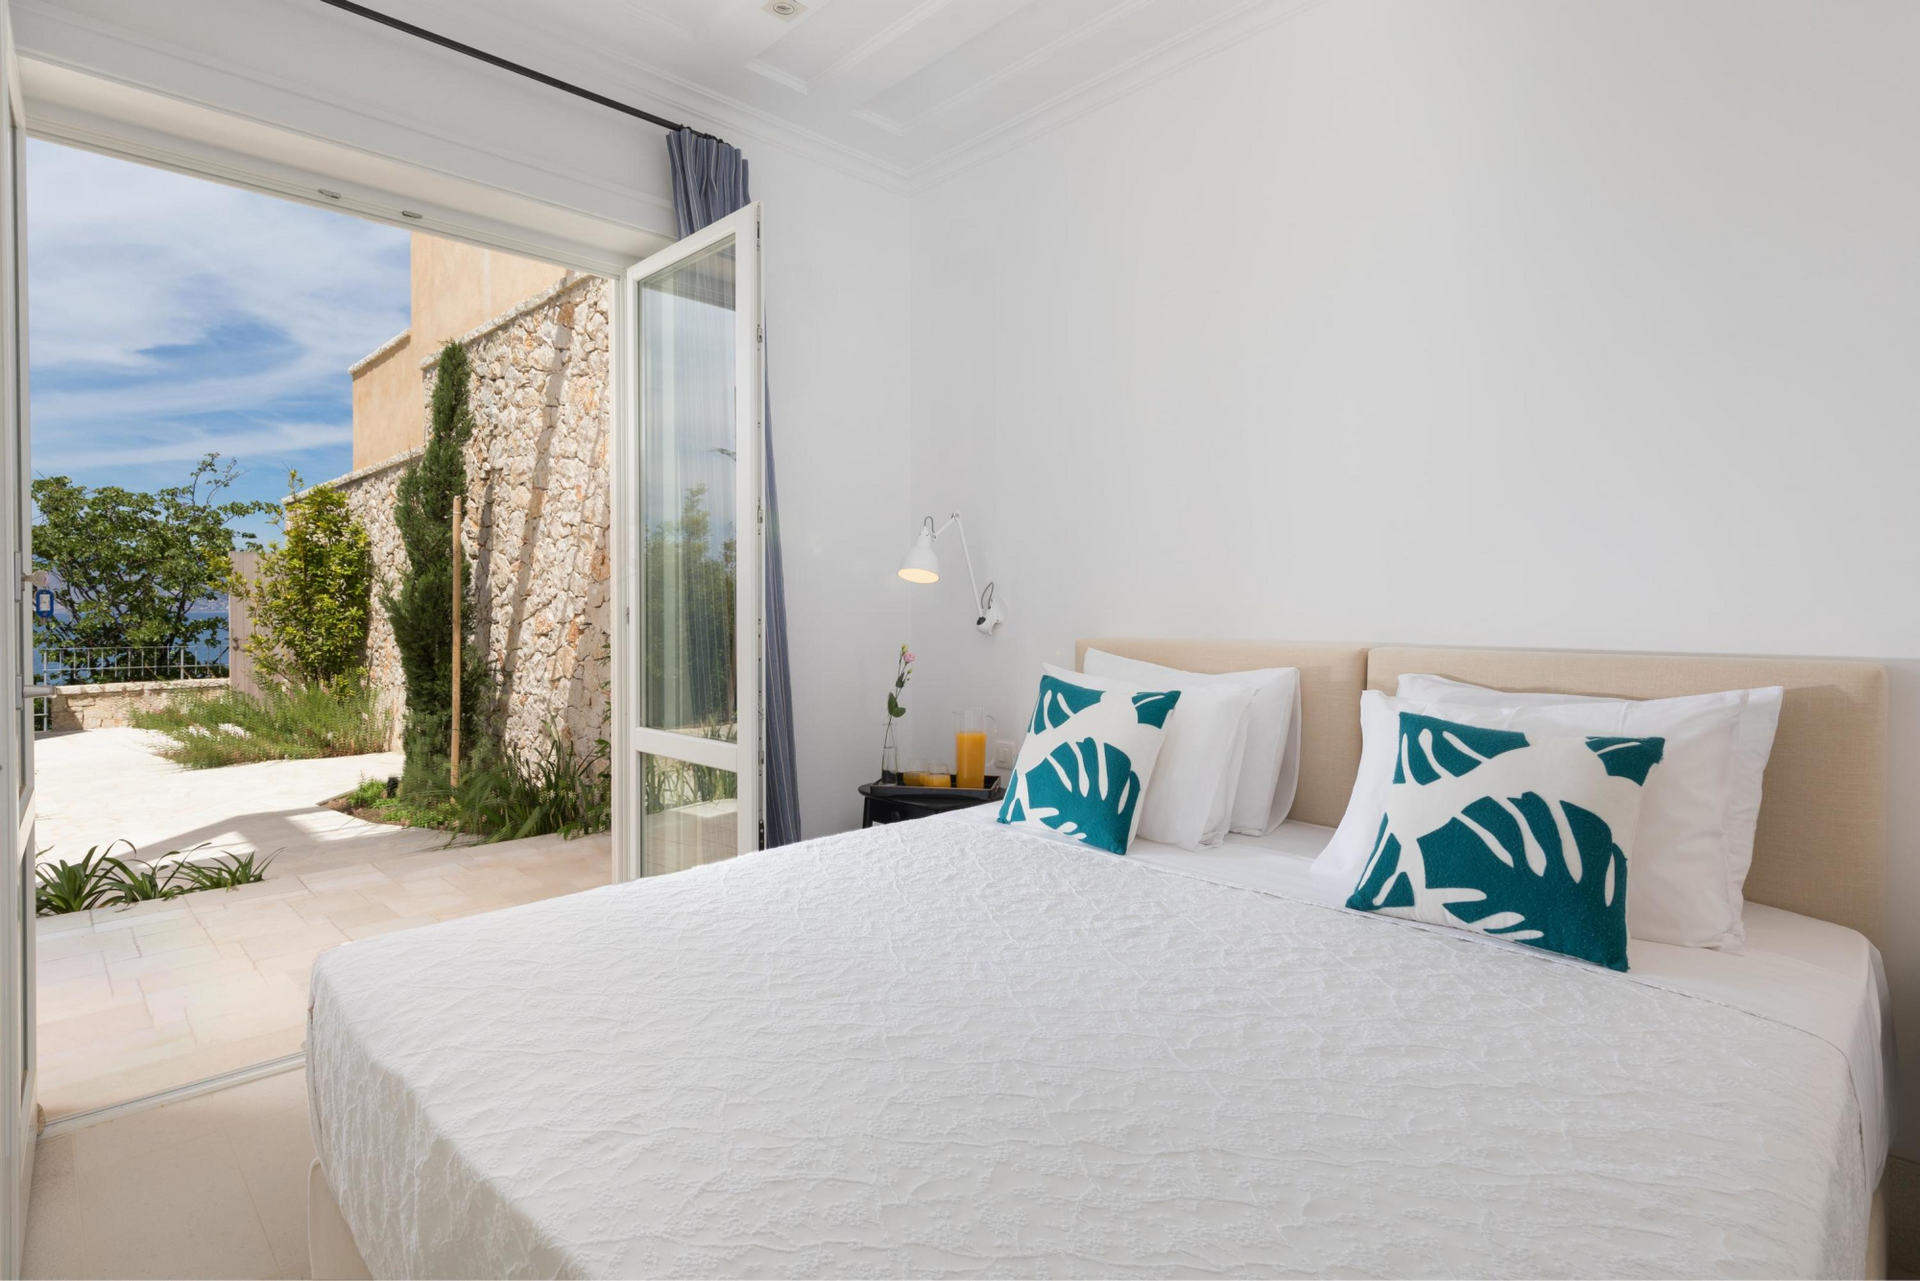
751;144;914;837
12;0;915;839
906;0;1920;1152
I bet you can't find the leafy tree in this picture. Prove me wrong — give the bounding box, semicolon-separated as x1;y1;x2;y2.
643;483;736;730
385;341;486;796
32;454;271;665
237;472;373;684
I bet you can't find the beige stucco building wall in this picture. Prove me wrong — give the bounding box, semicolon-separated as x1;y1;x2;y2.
349;233;569;470
348;331;418;470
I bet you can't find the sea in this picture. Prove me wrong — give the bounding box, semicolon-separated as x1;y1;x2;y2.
33;601;231;682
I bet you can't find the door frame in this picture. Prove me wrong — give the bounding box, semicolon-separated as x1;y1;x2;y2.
0;62;681;1264
9;134;672;898
615;202;765;880
0;2;33;1271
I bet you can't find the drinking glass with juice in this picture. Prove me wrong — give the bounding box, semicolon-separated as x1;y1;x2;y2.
954;710;994;790
903;760;950;788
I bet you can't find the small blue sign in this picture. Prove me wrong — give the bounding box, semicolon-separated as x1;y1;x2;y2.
32;588;53;619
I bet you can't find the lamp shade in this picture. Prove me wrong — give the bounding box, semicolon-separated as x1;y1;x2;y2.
897;528;940;584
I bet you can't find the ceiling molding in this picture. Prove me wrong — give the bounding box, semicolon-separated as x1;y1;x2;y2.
533;48;915;193
817;0;956;83
506;0;1332;193
620;0;702;44
391;0;916;193
907;0;1326;192
22;0;1336;201
886;0;1161;135
849;107;905;137
744;58;809;95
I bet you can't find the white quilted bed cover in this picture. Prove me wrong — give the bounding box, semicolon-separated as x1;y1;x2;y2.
308;817;1871;1279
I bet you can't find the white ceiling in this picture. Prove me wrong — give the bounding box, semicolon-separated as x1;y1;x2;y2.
388;0;1310;188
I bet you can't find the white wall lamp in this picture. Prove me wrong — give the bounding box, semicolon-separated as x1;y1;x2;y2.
898;512;1005;636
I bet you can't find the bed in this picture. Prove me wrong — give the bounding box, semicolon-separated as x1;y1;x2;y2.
306;641;1890;1279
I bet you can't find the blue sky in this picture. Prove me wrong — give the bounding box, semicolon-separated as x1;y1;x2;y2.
25;139;411;538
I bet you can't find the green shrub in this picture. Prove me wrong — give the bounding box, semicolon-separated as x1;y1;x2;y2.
385;341;486;800
34;841;274;915
35;843;128;916
101;854;189;904
343;778;388;809
448;730;611;844
240;474;373;684
132;675;392;768
172;849;275;891
344;727;609;845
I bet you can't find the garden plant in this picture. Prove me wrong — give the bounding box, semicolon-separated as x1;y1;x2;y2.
386;341;486;798
34;840;274;916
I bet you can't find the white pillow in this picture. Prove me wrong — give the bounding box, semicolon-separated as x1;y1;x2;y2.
1397;674;1783;950
998;671;1182;855
1082;649;1301;834
1346;708;1664;972
1041;663;1253;850
1313;683;1771;950
1313;692;1461;900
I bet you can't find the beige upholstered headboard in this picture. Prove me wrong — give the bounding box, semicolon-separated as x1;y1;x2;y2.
1070;639;1886;948
1075;640;1368;828
1368;647;1887;949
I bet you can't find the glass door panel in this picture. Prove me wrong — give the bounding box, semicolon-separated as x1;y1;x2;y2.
640;239;738;746
640;752;738;877
625;203;761;876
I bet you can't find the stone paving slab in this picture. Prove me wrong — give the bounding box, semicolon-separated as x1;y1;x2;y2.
33;726;406;864
30;728;611;1119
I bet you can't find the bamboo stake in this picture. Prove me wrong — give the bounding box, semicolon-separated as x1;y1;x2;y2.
450;493;463;789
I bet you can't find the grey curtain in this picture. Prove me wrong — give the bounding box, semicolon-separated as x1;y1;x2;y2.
666;128;801;848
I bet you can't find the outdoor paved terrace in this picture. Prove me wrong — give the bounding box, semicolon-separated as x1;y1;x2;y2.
33;728;609;1119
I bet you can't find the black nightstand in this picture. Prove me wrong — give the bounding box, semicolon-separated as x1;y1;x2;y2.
859;778;1005;827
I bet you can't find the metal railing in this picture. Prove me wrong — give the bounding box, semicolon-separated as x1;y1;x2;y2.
31;645;229;732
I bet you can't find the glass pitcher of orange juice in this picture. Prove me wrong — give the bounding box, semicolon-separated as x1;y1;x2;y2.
954;709;994;791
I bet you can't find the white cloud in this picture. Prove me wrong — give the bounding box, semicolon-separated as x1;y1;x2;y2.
24;139;410;479
30;419;353;473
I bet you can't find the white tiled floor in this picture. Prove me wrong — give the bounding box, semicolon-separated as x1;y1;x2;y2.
24;1068;316;1280
37;829;611;1118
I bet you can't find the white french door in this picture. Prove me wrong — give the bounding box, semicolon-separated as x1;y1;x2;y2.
620;202;763;878
0;0;33;1270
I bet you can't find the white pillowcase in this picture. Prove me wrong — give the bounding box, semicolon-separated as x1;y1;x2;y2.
1397;674;1782;950
1043;663;1253;850
1313;692;1476;900
1081;650;1301;834
1313;679;1780;950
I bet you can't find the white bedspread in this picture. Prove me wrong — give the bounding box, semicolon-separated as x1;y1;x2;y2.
986;808;1894;1193
308;817;1871;1279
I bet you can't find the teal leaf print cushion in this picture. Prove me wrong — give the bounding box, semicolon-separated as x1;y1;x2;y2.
1346;712;1665;971
997;674;1182;855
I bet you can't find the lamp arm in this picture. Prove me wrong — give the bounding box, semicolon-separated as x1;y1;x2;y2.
933;512;987;611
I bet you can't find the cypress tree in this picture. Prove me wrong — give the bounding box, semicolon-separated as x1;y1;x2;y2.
386;340;486;796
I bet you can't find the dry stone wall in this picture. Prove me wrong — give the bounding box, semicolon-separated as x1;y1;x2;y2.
326;273;613;765
47;678;228;731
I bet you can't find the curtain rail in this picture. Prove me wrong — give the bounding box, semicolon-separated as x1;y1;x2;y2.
314;0;725;144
